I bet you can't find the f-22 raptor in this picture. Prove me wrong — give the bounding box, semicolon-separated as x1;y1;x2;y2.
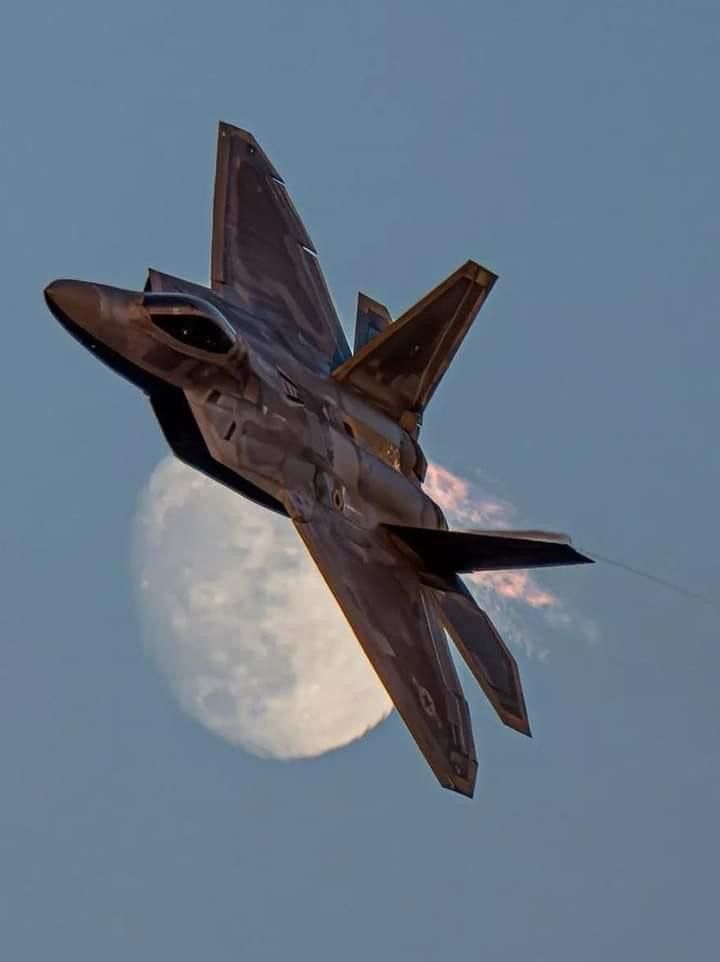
45;122;591;797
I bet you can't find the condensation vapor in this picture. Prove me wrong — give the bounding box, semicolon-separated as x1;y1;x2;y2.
425;463;596;659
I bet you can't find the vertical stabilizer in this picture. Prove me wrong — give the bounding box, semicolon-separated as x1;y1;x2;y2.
333;260;496;425
354;292;391;353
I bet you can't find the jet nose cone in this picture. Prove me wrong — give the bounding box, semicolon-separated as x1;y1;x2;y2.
44;279;101;330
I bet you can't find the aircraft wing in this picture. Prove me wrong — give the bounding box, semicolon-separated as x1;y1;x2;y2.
211;122;351;371
294;508;478;796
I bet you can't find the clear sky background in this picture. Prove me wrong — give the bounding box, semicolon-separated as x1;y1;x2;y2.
2;1;719;959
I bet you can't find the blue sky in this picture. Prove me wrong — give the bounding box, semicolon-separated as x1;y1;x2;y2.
1;1;719;959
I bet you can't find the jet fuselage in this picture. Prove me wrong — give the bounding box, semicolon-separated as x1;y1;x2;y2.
44;279;444;533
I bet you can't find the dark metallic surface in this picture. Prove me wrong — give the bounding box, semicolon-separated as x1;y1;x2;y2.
354;292;392;353
211;123;351;371
44;121;592;798
333;260;497;426
429;578;532;736
386;525;593;572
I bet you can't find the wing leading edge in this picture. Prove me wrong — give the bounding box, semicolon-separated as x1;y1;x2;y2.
211;122;351;370
294;509;478;796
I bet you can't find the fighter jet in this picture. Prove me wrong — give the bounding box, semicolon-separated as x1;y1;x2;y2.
44;122;591;797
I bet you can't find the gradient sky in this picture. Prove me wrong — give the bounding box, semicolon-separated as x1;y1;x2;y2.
2;1;720;959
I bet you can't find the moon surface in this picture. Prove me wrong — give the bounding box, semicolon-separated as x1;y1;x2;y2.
132;457;392;759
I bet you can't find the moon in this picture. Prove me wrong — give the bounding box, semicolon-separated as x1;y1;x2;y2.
132;456;392;759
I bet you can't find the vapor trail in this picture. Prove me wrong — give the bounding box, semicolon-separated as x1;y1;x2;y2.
582;548;720;615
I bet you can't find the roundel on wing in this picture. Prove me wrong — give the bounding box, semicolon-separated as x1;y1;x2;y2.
413;679;437;719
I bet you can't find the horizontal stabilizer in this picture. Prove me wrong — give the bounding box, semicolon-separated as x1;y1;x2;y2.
426;580;530;735
333;260;496;424
386;525;594;573
354;292;391;353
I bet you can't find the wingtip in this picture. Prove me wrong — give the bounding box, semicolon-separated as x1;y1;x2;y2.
217;121;258;148
218;119;249;137
463;259;499;287
216;122;283;180
503;713;532;738
449;783;476;799
446;770;477;798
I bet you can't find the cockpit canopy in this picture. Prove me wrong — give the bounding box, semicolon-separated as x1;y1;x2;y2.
143;293;237;355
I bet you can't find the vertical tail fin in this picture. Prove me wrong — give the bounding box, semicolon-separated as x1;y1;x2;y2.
333;260;496;426
354;292;391;352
